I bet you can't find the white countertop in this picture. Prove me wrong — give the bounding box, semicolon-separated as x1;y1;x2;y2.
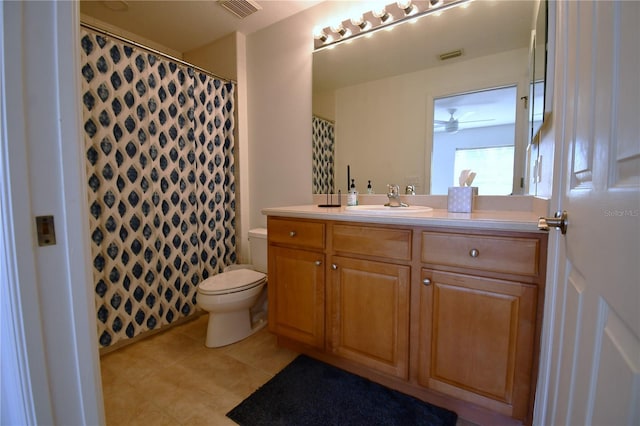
262;204;546;232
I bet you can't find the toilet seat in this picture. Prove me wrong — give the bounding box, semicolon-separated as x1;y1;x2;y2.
198;269;266;296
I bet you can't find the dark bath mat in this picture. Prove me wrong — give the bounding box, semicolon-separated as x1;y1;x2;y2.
227;354;458;426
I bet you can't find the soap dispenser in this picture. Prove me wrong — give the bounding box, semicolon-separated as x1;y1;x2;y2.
347;179;358;206
367;180;374;194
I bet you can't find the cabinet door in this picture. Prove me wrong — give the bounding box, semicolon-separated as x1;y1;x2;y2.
268;246;325;349
329;256;410;379
418;269;537;420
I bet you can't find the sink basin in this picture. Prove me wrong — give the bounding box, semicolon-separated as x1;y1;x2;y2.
344;205;433;215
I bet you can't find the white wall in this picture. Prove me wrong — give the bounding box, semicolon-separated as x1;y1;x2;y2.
246;10;317;228
184;32;237;81
333;48;529;195
312;90;336;122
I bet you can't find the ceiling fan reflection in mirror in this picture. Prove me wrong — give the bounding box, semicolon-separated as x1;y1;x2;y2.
434;108;495;133
433;86;518;134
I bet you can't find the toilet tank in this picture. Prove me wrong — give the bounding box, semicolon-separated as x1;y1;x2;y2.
248;228;268;273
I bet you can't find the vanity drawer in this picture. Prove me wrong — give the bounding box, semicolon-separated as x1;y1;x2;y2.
268;217;325;249
421;231;539;277
332;224;412;261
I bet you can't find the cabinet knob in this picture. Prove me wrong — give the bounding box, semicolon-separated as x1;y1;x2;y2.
331;264;338;270
469;248;479;258
289;231;296;237
315;260;322;266
422;278;431;286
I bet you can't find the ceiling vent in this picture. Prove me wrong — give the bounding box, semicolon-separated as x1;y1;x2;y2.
218;0;262;19
439;49;463;61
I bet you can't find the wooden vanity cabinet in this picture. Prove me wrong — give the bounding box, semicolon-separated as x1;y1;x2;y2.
267;216;547;425
328;224;412;379
267;217;325;349
419;269;537;419
418;230;546;423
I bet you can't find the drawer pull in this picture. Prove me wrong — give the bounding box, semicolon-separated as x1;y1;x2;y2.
315;260;322;266
331;264;338;270
289;231;296;237
469;248;479;258
422;278;431;286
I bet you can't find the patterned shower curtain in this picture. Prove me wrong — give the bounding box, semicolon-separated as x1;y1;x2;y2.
80;27;236;347
312;115;335;194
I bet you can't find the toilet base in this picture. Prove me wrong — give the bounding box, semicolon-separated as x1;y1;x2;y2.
205;309;267;348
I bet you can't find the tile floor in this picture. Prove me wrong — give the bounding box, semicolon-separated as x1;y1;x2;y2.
100;314;475;426
100;314;297;425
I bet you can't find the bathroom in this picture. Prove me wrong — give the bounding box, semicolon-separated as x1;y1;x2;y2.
2;1;638;425
78;0;546;357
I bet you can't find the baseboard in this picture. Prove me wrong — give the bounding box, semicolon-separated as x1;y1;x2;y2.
98;311;206;356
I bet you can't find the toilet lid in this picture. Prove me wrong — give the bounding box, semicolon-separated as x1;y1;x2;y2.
198;269;266;295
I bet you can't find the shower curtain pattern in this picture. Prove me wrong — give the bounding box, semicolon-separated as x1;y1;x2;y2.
80;28;236;347
312;115;335;194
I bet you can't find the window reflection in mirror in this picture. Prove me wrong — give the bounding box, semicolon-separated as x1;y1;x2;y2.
431;86;518;195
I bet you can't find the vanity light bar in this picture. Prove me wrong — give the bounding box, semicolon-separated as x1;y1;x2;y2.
313;0;473;51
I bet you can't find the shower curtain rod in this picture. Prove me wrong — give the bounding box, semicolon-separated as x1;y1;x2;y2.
313;114;335;124
80;22;237;84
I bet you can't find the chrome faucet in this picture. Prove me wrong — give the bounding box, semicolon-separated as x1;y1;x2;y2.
385;184;408;207
405;185;416;195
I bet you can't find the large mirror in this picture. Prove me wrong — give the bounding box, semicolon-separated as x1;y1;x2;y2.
530;0;549;142
312;0;546;195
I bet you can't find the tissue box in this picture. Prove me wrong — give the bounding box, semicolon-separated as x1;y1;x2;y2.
447;187;478;213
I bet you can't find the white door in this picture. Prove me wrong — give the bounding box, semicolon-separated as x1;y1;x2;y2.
537;1;639;425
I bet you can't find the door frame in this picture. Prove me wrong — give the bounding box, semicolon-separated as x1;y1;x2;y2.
0;1;104;424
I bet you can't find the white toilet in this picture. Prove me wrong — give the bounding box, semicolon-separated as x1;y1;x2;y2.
196;228;268;348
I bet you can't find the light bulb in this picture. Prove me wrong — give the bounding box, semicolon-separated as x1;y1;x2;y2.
313;27;327;41
350;15;371;31
372;7;392;23
397;0;416;15
330;23;351;38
